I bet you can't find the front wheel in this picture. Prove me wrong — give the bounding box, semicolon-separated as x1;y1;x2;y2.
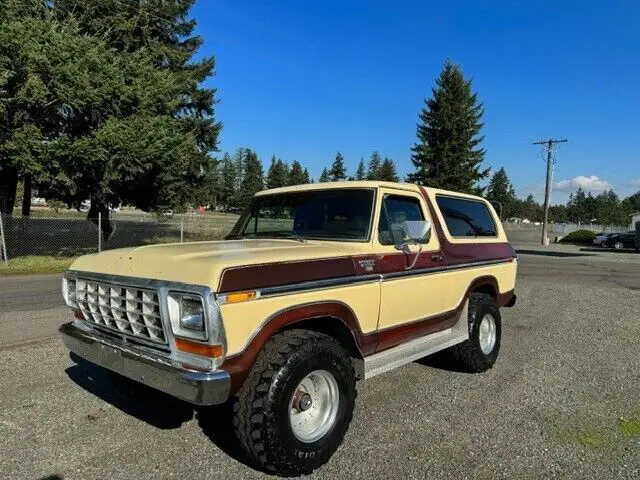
449;292;502;373
233;330;356;476
613;241;624;250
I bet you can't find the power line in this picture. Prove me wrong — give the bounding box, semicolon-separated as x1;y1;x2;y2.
533;138;567;245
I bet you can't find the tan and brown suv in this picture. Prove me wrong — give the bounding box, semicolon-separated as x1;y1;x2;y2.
60;181;517;475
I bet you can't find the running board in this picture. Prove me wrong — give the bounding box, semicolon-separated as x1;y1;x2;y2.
362;301;470;379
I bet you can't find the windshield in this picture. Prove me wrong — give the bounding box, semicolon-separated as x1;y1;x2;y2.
234;188;375;241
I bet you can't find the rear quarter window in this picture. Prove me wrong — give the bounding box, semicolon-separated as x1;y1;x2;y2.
435;195;498;238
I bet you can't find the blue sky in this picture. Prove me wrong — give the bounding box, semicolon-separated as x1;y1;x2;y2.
192;0;640;203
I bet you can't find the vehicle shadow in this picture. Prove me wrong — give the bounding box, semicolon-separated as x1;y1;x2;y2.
515;249;595;258
415;351;475;374
65;353;258;471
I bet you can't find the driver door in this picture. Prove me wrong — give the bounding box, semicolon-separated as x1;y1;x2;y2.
375;189;447;335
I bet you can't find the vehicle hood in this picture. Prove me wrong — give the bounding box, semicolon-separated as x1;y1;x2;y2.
69;239;364;291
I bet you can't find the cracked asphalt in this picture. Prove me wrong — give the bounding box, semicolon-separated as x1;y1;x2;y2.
0;245;639;479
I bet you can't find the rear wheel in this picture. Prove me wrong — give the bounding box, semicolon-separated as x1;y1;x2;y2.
233;330;356;476
613;241;624;250
449;293;502;373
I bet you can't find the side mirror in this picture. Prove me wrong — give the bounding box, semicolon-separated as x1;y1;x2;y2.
394;220;431;249
402;220;431;243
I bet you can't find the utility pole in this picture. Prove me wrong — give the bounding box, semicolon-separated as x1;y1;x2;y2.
533;138;567;246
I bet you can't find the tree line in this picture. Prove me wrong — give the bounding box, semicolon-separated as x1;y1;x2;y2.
210;149;402;212
317;151;399;183
486;167;639;226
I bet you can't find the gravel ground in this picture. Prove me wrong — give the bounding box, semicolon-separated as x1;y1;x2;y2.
0;248;639;479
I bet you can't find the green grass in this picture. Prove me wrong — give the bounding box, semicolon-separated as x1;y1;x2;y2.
0;256;76;276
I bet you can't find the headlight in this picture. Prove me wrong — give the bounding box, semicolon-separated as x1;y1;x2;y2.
62;277;77;308
167;293;207;341
179;297;205;332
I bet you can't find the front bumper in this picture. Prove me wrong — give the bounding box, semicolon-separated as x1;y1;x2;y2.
59;322;230;406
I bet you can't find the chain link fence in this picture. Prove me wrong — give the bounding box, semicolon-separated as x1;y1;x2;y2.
0;210;239;261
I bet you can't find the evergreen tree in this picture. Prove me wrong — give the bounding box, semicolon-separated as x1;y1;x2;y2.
354;159;366;180
378;158;399;182
594;190;624;226
238;150;263;209
366;152;382;180
218;153;237;211
266;156;289;189
485;167;517;219
0;0;221;233
288;160;307;186
568;188;588;223
303;168;311;183
407;60;488;193
329;152;347;181
319;168;330;183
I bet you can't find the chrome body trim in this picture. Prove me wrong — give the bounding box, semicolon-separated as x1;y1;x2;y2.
256;258;512;298
259;273;382;298
60;321;230;405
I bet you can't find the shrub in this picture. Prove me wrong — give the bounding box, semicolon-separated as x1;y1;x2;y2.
559;229;596;243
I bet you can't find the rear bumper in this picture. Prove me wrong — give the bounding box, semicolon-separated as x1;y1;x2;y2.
59;322;230;406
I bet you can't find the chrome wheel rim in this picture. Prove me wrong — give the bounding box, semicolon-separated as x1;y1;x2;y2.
615;242;623;249
478;314;497;354
289;369;339;443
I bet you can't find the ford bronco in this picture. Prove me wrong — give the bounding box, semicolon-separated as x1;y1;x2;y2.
59;181;517;475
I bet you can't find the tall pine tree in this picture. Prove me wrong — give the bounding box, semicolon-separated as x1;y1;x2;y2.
354;159;366;180
238;150;263;209
218;153;237;211
366;152;382;180
266;156;289;189
378;158;399;182
319;168;330;183
329;152;347;181
288;160;307;186
408;60;488;193
485;167;517;219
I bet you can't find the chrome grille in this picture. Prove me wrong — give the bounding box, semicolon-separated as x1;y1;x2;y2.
76;279;167;344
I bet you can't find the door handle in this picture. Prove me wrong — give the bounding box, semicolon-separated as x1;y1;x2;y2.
431;254;443;262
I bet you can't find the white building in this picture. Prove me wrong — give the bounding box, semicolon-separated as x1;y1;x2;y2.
631;212;640;230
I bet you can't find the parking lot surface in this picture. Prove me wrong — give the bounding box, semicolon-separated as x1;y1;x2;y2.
1;246;639;479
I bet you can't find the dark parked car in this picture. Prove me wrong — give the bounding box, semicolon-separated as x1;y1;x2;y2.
602;232;639;251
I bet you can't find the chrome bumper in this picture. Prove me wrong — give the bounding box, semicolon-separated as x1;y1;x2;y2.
59;322;230;406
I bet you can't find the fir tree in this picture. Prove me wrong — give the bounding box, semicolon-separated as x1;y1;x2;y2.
366;152;382;180
378;158;399;182
485;167;516;219
303;168;311;183
238;150;264;209
329;152;347;181
288;160;307;186
266;156;289;189
319;168;330;183
354;159;366;180
407;60;488;193
218;153;237;211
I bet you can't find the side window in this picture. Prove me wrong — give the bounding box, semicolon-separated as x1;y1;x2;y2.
435;195;497;237
378;195;425;245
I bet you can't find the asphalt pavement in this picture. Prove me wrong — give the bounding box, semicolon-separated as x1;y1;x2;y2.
1;246;639;479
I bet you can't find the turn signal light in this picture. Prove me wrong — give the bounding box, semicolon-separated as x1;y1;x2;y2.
223;291;258;304
175;338;224;358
